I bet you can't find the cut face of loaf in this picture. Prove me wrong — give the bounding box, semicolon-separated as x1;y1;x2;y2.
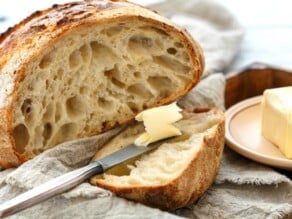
0;0;204;168
90;108;225;210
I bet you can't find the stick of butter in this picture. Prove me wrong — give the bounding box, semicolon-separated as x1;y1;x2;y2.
261;86;292;159
134;102;182;146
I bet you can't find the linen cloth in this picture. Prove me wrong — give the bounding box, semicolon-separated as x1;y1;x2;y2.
0;0;291;218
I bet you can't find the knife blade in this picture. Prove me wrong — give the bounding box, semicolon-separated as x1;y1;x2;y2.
0;135;179;217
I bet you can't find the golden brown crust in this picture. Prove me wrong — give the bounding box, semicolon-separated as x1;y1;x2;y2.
91;108;225;210
0;0;204;168
0;1;124;65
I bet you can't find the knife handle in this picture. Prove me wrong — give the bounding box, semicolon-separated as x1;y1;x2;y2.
0;161;104;217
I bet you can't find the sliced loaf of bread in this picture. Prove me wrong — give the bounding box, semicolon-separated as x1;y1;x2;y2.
0;0;204;168
90;108;225;210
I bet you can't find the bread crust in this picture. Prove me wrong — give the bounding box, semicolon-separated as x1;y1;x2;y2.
91;108;225;210
0;0;204;168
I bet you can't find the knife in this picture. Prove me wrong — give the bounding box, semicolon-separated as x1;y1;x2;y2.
0;135;179;217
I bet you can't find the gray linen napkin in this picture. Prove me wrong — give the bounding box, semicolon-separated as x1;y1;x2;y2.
0;0;291;218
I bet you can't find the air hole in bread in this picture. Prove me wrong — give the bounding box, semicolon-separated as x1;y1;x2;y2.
39;53;53;69
21;99;32;116
66;96;85;118
145;26;168;36
69;50;82;69
133;71;141;78
103;26;123;37
43;103;54;121
153;55;190;74
148;76;172;98
174;42;184;48
128;36;153;54
112;78;125;88
13;124;29;154
80;86;89;94
98;97;113;110
90;41;118;64
127;102;140;113
104;66;121;79
67;77;74;86
104;66;126;88
104;67;125;88
32;148;45;156
142;103;148;110
51;123;77;145
147;76;172;91
32;148;39;156
53;74;58;81
45;79;49;89
43;123;52;141
55;102;62;122
167;47;177;55
127;64;134;70
31;148;46;156
79;44;92;63
127;84;153;99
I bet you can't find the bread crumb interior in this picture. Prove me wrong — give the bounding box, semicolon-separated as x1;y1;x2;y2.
12;21;194;158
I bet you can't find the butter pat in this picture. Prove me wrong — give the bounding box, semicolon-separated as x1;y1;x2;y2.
261;86;292;159
135;102;182;146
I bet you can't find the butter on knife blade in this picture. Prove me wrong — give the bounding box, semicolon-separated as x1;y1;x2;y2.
135;102;183;146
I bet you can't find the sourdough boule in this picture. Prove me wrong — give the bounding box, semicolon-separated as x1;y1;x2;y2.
0;0;204;168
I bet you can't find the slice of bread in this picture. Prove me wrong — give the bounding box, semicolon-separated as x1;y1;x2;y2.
90;108;225;210
0;1;204;168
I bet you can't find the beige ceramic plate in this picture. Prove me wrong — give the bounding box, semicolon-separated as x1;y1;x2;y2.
225;96;292;170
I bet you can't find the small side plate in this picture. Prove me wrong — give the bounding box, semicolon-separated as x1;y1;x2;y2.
225;96;292;170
